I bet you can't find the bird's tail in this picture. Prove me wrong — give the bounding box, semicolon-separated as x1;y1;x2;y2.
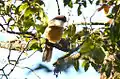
42;44;53;62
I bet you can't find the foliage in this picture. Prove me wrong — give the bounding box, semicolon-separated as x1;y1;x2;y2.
0;0;120;79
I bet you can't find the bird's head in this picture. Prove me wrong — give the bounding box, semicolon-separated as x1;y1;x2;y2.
53;15;67;22
49;15;67;27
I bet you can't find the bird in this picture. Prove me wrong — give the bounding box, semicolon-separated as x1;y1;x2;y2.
42;15;67;62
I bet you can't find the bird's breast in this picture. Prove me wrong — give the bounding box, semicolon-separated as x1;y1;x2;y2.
44;26;64;43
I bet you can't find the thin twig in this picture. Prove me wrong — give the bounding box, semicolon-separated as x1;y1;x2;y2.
2;64;8;69
2;69;8;79
19;50;38;61
8;38;33;75
0;64;9;79
1;16;11;31
56;0;60;15
1;16;7;24
82;14;87;27
0;23;5;30
8;42;12;63
90;10;97;30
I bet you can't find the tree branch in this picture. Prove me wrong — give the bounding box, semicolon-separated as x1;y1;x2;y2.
0;40;25;50
57;41;84;60
75;22;109;26
46;39;84;54
0;23;35;36
46;41;70;52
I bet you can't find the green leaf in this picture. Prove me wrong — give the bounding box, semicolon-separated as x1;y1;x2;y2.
88;0;93;4
114;66;120;72
68;24;76;37
33;0;45;6
10;25;15;30
73;60;79;71
107;0;114;5
91;62;100;71
84;63;89;72
106;13;114;19
40;1;45;5
24;7;34;17
11;4;16;13
91;46;105;64
68;0;73;8
15;6;20;14
75;0;80;3
114;55;120;65
36;24;46;34
29;42;38;50
110;11;120;42
0;1;4;7
77;5;82;16
64;24;76;39
96;0;100;5
112;5;120;14
82;0;87;7
19;2;28;12
80;39;94;54
29;40;42;51
105;62;112;78
82;60;87;67
24;18;34;26
6;5;11;14
23;17;34;31
39;8;48;22
63;0;73;8
82;60;89;72
40;38;46;44
101;64;106;73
